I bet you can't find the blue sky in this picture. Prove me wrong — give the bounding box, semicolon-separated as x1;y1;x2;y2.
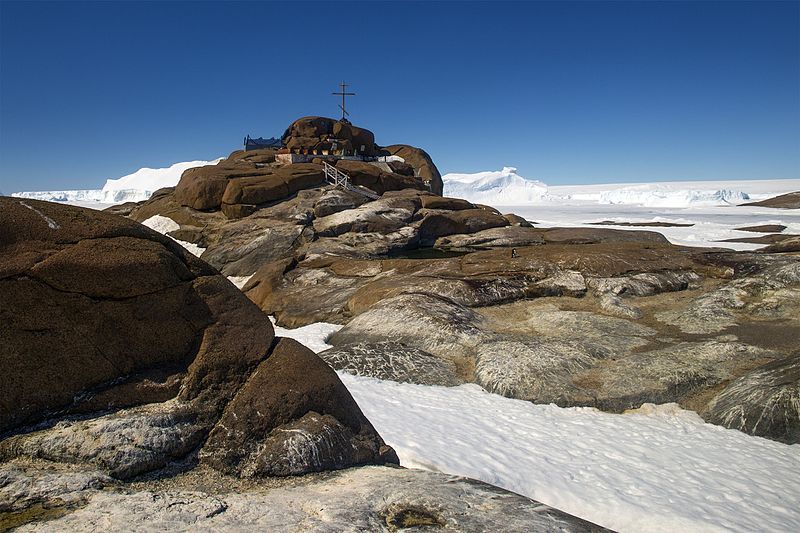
1;1;798;193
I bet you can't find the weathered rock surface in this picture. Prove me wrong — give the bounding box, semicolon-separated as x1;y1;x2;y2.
2;464;607;532
720;233;798;245
417;208;510;245
705;354;800;444
742;191;800;208
475;339;606;404
589;220;694;228
334;159;426;196
201;338;396;477
312;195;418;237
760;235;800;253
380;144;444;195
282;116;377;157
330;293;489;362
318;342;462;386
0;198;395;483
435;225;546;249
735;224;787;233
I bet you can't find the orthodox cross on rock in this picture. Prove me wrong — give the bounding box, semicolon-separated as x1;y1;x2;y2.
332;81;355;121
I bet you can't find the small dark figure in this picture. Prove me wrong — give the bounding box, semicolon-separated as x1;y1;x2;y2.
511;248;518;258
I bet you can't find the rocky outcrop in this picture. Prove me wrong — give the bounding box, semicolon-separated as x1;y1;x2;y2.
1;464;607;532
319;342;463;387
381;144;444;195
735;224;787;233
0;198;395;481
705;354;800;443
334;160;427;196
742;191;800;208
760;236;800;253
435;225;546;249
200;338;396;477
219;164;325;218
312;195;419;237
417;208;510;245
282;116;377;156
96;124;800;448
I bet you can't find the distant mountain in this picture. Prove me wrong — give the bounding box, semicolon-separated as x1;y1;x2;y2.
12;158;221;205
442;167;548;205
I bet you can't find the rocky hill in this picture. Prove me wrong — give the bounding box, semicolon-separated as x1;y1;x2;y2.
0;197;606;530
3;116;798;528
100;116;800;447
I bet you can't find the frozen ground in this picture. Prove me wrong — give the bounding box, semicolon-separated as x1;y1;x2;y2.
442;169;800;250
273;319;800;533
508;202;800;250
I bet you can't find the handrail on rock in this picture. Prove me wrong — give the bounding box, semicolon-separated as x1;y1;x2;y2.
323;161;380;200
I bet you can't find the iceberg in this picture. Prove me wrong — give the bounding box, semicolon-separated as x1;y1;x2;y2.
595;186;750;208
12;158;222;206
442;167;548;205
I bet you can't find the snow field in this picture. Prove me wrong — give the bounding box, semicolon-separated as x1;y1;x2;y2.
272;318;800;533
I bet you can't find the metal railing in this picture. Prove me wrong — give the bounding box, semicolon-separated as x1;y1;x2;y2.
322;161;380;200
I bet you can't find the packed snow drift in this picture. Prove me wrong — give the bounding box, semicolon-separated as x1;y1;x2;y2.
273;319;800;533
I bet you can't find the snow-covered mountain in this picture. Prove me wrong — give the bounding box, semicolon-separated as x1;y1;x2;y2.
12;158;221;205
442;167;548;205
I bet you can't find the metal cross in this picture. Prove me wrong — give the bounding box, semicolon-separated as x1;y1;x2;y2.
332;81;355;121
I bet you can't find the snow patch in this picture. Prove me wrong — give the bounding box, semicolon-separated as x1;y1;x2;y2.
269;317;342;354
274;318;800;533
141;215;205;257
19;201;60;229
227;275;254;290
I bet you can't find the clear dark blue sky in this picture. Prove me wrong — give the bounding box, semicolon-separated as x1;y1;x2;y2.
1;1;798;193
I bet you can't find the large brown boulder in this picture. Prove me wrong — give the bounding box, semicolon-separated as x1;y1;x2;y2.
417;208;510;245
282;116;377;156
420;195;475;210
0;198;224;433
0;198;395;479
219;164;325;219
173;160;271;211
201;338;397;476
381;144;444;195
334;160;425;195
